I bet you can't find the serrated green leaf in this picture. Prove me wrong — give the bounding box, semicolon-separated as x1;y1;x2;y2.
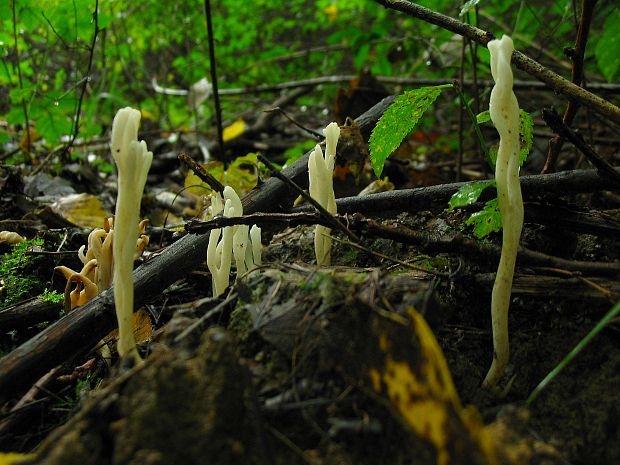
465;198;501;238
449;180;496;209
476;110;491;125
595;10;620;82
369;85;450;178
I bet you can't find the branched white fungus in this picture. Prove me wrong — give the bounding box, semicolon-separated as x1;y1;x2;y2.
308;122;339;266
111;107;153;362
482;36;524;389
207;186;262;297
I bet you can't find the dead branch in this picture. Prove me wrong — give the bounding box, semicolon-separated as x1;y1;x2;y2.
541;108;620;185
155;75;620;97
372;0;620;126
351;216;620;276
543;0;598;173
0;298;63;333
290;167;620;216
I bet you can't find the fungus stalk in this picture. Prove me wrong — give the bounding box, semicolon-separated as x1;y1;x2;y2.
308;122;339;266
483;36;524;389
111;107;153;362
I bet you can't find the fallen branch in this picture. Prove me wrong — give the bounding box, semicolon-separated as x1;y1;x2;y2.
292;167;620;216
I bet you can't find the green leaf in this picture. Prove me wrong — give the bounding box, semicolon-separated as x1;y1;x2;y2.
369;85;450;178
595;10;620;82
476;110;490;125
518;109;533;165
460;0;482;17
465;198;501;238
478;109;533;168
448;180;496;209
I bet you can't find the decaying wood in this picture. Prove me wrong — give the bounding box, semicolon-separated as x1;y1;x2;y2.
0;95;395;402
0;298;63;333
475;273;620;302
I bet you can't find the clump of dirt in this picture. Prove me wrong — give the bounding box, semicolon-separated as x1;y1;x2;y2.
31;328;263;465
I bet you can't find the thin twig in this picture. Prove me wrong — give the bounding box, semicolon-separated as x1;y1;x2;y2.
178;153;225;195
203;0;226;165
11;0;31;155
330;235;449;277
542;0;598;173
185;212;332;233
453;80;489;164
152;75;620;97
173;293;236;345
542;108;620;186
263;107;323;139
63;0;99;159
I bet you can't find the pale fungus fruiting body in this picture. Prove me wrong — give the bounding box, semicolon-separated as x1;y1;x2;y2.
483;36;524;389
308;122;339;266
207;186;262;297
0;231;25;245
250;225;262;267
55;217;148;314
111;107;153;362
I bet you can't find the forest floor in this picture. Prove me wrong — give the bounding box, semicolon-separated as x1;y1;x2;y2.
0;80;619;465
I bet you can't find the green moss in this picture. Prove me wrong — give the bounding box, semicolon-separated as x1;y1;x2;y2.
40;288;64;304
0;238;46;309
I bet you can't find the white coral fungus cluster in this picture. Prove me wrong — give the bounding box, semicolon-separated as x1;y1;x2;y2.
308;122;339;266
207;186;262;297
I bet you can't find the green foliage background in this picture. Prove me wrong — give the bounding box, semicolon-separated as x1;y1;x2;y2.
0;0;618;162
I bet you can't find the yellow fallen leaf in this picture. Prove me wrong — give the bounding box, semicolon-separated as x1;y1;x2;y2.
222;119;246;142
0;452;35;465
105;308;153;348
365;306;497;465
51;193;111;228
184;161;224;197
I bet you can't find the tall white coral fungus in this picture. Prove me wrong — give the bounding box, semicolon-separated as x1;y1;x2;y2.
111;107;153;362
483;36;524;389
308;122;339;266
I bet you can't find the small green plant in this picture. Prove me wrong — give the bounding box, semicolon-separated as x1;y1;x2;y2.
449;109;533;238
0;237;46;309
39;288;64;305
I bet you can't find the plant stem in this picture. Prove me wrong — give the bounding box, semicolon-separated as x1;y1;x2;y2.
527;298;620;406
11;0;31;154
203;0;226;166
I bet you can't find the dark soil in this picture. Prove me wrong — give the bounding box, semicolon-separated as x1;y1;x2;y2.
3;200;618;465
